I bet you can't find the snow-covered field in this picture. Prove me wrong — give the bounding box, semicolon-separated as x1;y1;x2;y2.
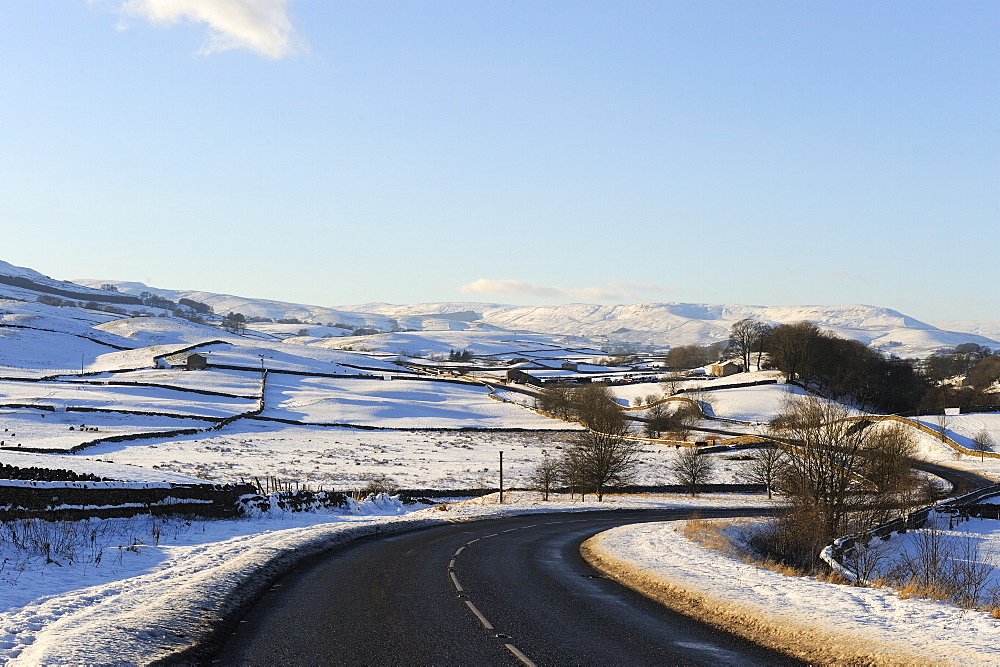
0;409;212;452
0;328;119;375
914;413;1000;452
0;381;257;420
697;383;808;422
85;425;575;490
78;423;765;490
83;368;262;395
200;343;403;374
261;375;564;428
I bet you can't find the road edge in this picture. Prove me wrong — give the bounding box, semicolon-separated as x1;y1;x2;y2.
150;518;444;666
580;533;932;666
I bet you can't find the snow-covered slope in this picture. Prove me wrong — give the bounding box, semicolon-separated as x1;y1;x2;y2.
53;267;1000;357
929;320;1000;342
75;279;396;331
0;260;140;305
346;302;1000;357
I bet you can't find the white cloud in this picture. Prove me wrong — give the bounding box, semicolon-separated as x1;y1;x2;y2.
458;279;565;299
828;269;872;285
110;0;301;59
458;278;676;303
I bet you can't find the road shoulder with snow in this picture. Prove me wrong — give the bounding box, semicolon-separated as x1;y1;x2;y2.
583;520;1000;665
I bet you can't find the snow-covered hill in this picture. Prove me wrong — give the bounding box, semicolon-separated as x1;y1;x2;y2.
343;301;1000;358
0;260;984;358
0;260;140;305
74;278;397;331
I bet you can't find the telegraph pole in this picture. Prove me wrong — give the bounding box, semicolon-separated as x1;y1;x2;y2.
499;451;503;504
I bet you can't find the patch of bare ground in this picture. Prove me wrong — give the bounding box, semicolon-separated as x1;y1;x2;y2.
581;522;936;666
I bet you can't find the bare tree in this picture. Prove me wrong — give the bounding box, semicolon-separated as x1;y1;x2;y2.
560;430;644;502
222;312;247;335
754;323;773;370
900;516;955;597
971;430;994;462
728;318;769;372
529;451;560;501
968;355;1000;390
951;535;997;608
841;532;895;585
644;401;671;437
763;321;821;381
670;446;714;496
771;396;912;538
741;445;786;500
559;388;643;502
660;373;683;397
537;384;575;420
569;383;622;428
863;422;917;495
671;401;702;442
557;446;589;501
935;412;949;443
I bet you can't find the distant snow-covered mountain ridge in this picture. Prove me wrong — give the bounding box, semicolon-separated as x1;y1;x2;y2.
339;301;1000;358
0;260;995;359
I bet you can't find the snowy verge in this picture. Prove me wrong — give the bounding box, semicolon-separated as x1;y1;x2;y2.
583;521;1000;665
5;512;442;665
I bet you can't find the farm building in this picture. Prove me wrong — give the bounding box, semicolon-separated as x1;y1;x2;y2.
709;361;742;377
161;352;209;370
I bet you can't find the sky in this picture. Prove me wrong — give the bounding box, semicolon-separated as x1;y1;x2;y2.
0;1;997;321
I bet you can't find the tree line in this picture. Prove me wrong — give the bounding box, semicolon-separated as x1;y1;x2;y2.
722;319;999;415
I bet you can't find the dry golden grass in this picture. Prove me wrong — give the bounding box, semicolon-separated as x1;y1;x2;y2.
897;580;954;603
821;570;851;586
681;518;816;579
689;519;848;582
681;519;733;554
753;558;808;577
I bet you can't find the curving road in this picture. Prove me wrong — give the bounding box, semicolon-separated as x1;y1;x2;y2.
911;460;995;495
211;508;802;666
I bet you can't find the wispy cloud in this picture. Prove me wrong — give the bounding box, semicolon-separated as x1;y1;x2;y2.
828;269;872;285
104;0;302;59
458;278;675;303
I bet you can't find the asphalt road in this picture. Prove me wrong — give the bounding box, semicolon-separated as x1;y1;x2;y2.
211;508;802;666
911;460;996;495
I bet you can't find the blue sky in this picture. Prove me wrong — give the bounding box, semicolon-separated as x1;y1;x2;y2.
1;1;996;321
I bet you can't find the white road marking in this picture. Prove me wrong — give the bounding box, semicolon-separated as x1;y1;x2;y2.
465;600;494;630
505;643;536;666
451;523;537;667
